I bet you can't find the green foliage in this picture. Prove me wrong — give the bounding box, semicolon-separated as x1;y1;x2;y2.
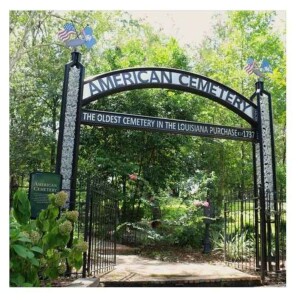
12;189;31;225
10;11;285;261
10;190;87;287
117;184;217;248
10;213;42;287
161;220;205;248
10;10;285;198
195;11;286;190
212;231;255;261
116;221;164;246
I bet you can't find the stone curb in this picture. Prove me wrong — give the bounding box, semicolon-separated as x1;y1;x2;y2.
67;277;99;287
100;277;262;287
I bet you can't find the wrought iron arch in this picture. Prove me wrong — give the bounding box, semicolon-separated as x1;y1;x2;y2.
82;67;257;125
55;52;281;281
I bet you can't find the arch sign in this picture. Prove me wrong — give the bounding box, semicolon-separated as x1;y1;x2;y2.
55;52;279;274
82;67;257;124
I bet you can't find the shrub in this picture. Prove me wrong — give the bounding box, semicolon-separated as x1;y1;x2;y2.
212;231;255;261
10;189;87;287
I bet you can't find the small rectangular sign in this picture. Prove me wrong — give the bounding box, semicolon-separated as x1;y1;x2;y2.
29;172;62;218
81;109;257;142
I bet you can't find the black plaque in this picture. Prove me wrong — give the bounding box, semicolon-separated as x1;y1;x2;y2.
81;109;257;142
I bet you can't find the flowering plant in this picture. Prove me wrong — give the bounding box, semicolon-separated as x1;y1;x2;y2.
10;190;87;287
129;173;138;181
193;200;210;208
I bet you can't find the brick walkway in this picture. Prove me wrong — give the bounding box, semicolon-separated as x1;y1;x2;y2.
98;255;262;287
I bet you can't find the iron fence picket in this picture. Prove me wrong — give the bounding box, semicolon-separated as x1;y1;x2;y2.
224;189;286;279
84;180;118;276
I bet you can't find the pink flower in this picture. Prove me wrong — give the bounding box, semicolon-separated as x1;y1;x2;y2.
202;200;210;207
193;200;210;208
129;173;138;181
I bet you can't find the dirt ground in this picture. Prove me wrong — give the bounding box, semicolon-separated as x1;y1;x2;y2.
137;245;224;263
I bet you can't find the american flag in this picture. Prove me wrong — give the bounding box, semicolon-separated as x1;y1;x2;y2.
244;58;255;75
58;23;76;42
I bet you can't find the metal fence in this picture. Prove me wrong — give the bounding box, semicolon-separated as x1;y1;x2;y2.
265;189;286;273
81;180;118;277
278;190;286;271
223;189;286;278
11;179;118;278
11;177;286;281
224;190;259;271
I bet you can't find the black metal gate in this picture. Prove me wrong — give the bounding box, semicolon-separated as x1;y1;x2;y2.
224;190;259;271
224;189;286;279
82;180;118;277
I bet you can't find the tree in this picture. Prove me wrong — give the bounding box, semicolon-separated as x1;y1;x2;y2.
194;11;286;191
10;10;286;200
9;11;116;179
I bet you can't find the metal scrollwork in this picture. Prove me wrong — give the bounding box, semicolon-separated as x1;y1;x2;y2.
259;94;274;209
60;66;80;193
260;94;274;192
255;142;261;191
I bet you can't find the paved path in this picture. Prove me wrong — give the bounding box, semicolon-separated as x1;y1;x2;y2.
98;255;261;287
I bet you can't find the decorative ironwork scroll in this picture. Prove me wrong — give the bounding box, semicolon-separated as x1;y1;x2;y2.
259;94;274;196
254;81;279;277
255;142;261;191
60;67;80;192
56;52;85;209
256;91;276;207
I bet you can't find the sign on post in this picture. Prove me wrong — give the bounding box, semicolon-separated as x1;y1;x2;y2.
29;172;62;218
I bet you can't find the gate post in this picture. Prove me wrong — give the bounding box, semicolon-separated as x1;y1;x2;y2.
82;178;91;278
252;142;260;270
254;80;279;278
56;51;85;210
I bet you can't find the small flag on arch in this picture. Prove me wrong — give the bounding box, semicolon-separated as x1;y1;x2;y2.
261;59;272;73
244;58;255;75
58;23;76;42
